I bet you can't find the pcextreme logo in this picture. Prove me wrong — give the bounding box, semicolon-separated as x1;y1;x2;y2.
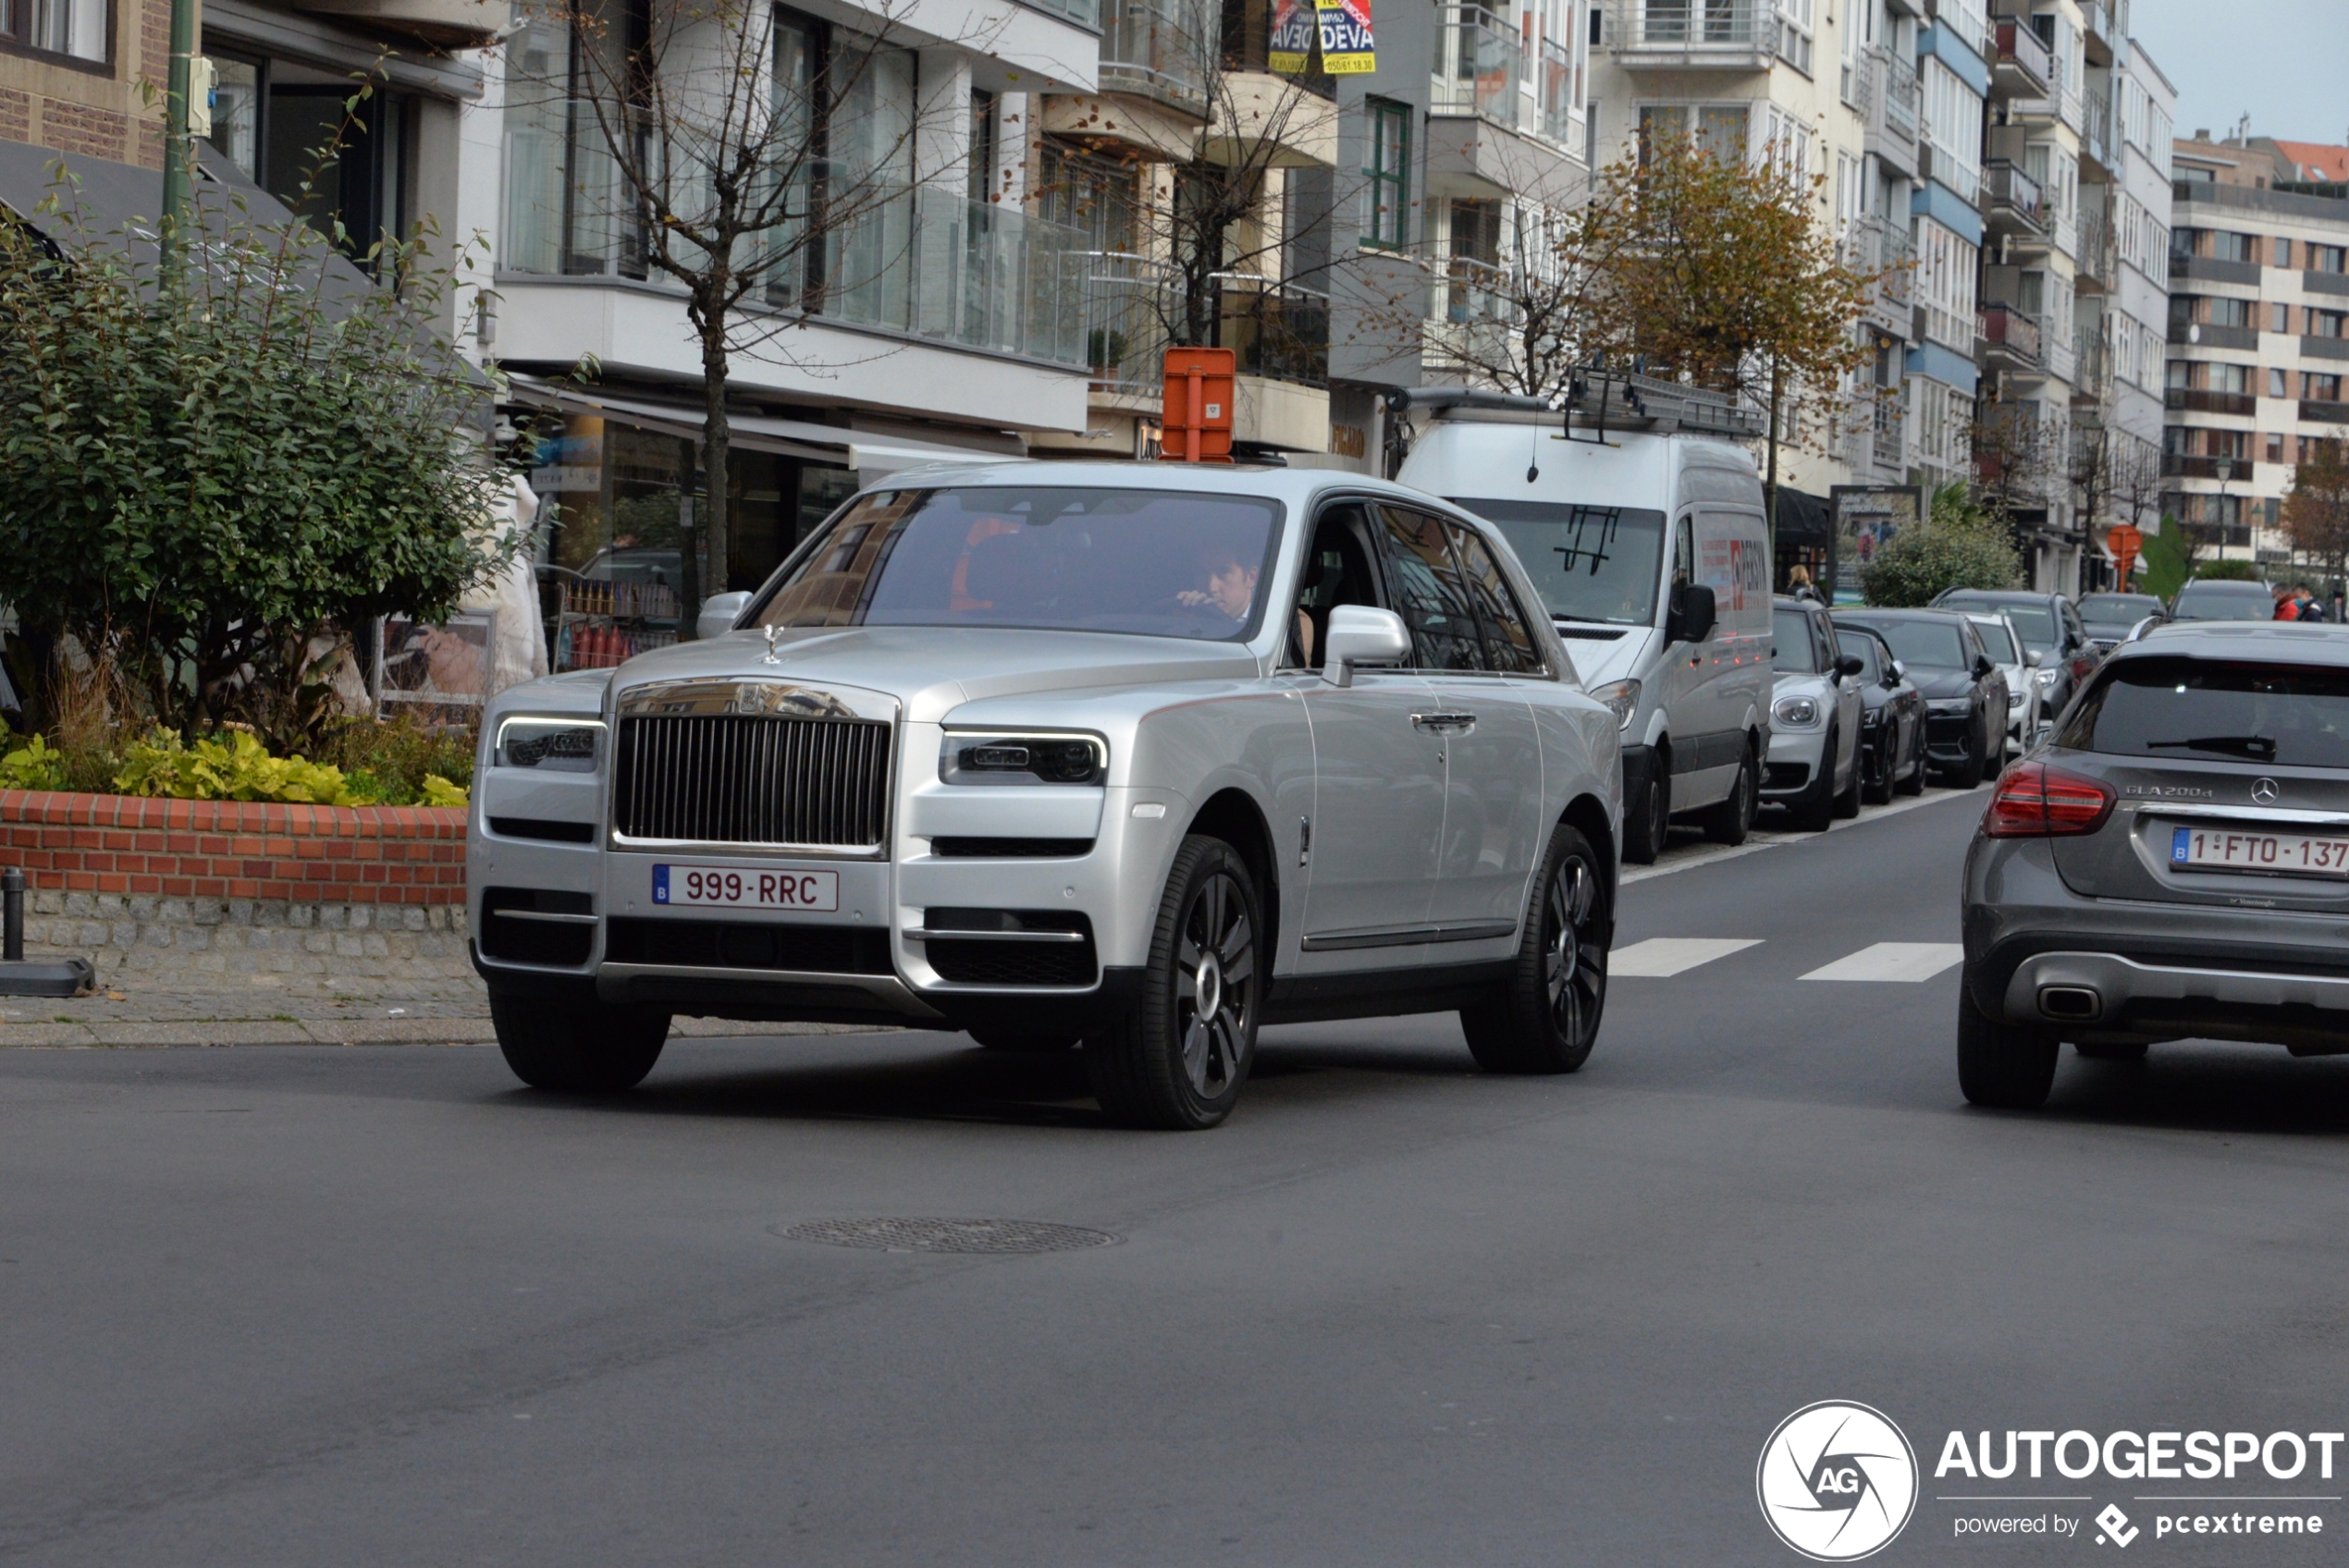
1758;1402;1921;1562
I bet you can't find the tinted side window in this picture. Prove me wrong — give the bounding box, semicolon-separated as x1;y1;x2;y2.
1445;522;1543;674
1375;507;1486;670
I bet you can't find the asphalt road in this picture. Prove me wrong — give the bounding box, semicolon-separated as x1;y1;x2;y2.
7;786;2349;1566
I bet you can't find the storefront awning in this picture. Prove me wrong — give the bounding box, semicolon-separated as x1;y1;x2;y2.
505;375;1022;478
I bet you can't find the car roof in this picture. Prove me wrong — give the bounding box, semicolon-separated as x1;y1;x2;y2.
2173;578;2272;594
1940;589;2054;603
868;459;1442;513
1834;606;1969;622
2118;623;2349;663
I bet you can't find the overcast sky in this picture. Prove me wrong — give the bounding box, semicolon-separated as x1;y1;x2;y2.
2126;0;2349;147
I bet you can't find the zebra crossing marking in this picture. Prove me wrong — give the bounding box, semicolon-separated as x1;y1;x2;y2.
1798;942;1966;984
1609;938;1764;978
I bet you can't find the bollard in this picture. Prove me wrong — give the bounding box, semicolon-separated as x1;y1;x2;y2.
2;866;21;962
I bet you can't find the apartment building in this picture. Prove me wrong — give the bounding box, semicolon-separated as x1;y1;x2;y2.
2164;132;2349;564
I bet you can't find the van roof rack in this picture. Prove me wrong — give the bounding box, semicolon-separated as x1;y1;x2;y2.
1393;371;1764;442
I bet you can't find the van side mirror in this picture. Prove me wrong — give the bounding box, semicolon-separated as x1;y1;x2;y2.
696;590;753;641
1666;582;1716;645
1322;605;1412;688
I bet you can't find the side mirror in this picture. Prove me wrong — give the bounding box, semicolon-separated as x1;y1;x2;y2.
696;590;753;642
1891;659;1908;680
1974;655;1997;680
1323;605;1412;688
2026;648;2047;667
1834;653;1864;680
1665;582;1717;645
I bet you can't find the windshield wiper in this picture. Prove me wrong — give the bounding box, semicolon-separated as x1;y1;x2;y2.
2145;734;2279;759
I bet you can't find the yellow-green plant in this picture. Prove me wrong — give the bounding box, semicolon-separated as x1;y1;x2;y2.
0;733;68;790
420;774;468;808
114;729;359;805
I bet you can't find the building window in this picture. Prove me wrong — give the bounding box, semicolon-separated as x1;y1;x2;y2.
1363;97;1411;250
2315;309;2348;340
0;0;108;63
2274;237;2294;267
2271;367;2289;398
202;54;263;180
2268;433;2287;464
2310;373;2344;402
2273;301;2291;334
2314;244;2348;275
1638;102;1750;163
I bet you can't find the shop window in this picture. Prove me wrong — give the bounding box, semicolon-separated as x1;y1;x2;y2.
263;77;414;268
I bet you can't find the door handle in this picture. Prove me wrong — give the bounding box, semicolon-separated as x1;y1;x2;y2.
1411;712;1477;732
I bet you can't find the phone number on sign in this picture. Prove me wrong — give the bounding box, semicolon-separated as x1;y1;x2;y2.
653;865;840;911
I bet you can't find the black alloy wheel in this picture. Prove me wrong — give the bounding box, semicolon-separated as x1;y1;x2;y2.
1085;835;1260;1130
1943;713;1986;790
1896;717;1926;795
1462;822;1608;1073
1624;763;1670;864
1788;725;1839;831
1862;729;1895;805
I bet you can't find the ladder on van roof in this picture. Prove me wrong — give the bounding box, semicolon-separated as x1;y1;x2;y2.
1390;369;1765;443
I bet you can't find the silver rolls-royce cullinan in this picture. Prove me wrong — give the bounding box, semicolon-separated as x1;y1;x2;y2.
468;462;1624;1129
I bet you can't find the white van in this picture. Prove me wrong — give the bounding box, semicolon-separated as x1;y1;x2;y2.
1396;384;1774;863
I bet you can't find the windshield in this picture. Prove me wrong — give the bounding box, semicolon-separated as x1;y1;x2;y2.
1447;499;1666;627
1854;619;1968;670
2059;656;2349;767
2173;586;2273;622
1972;620;2020;664
2079;594;2159;627
746;487;1283;641
1836;631;1882;681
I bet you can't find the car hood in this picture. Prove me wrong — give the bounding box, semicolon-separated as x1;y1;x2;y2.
1908;668;1978;700
1552;623;1654;688
594;625;1264;724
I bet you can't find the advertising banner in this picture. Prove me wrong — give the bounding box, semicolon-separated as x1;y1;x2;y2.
1828;484;1925;604
1267;0;1317;74
1315;0;1375;73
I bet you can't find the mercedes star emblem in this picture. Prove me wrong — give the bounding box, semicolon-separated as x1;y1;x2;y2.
2252;778;2281;803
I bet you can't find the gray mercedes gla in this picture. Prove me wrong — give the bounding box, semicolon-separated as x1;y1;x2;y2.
469;463;1625;1129
1959;623;2349;1107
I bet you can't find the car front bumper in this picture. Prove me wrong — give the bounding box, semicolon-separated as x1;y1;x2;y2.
1762;726;1829;799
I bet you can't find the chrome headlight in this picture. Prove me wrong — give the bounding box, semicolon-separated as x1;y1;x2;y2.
2007;689;2028;708
1588;678;1642;729
940;733;1107;786
495;717;605;773
1773;695;1820;728
2034;667;2060;686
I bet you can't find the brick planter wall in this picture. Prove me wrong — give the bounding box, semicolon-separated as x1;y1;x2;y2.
0;792;477;1001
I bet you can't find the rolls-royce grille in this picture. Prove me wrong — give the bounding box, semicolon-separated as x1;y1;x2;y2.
615;716;892;847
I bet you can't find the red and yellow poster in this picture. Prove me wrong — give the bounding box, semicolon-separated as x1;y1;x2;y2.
1268;0;1317;74
1269;0;1373;75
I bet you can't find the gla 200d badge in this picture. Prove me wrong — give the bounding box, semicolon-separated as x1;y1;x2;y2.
1757;1402;1919;1561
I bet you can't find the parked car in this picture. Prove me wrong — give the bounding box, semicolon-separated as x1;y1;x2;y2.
2170;578;2277;623
1398;393;1773;864
1962;610;2046;753
471;464;1627;1130
1764;596;1863;829
1932;588;2097;719
1958;623;2349;1108
1836;623;1925;803
1834;608;2009;788
2076;591;2166;654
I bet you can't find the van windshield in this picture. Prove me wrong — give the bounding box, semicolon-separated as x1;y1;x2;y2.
1445;500;1667;627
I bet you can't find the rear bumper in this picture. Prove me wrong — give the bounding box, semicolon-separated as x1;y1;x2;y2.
1991;947;2349;1051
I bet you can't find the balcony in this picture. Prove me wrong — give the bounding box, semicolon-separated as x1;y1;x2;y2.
1846;215;1913;337
2072;328;2109;401
1077;251;1173;400
2082;87;2112;173
2171;252;2261;287
1099;0;1212;116
2301;399;2349;424
1981;159;2046;237
2081;0;2116;64
1605;0;1776;70
1432;6;1523;127
1074;258;1330;397
1537;36;1580;145
502;113;1089;370
296;0;503;49
1872;393;1904;469
2162;454;2247;481
1852;45;1919;177
1979;302;2044;371
2165;387;2257;416
1992;21;2051;98
2074;206;2114;290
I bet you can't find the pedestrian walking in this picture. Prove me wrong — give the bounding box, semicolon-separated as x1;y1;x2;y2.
2273;583;2301;620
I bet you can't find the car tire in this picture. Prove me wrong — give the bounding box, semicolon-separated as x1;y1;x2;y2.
1460;822;1608;1074
2074;1041;2149;1061
1787;727;1839;831
1957;982;2058;1109
490;992;670;1093
1623;762;1669;864
1700;743;1756;845
1895;724;1926;795
1833;735;1863;818
971;1029;1082;1053
1084;835;1260;1131
1862;737;1895;805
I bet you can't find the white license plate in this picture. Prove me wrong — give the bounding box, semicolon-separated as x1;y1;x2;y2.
2170;827;2349;877
653;864;840;911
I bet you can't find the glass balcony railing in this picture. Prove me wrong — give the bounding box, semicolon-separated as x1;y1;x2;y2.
1980;301;2044;363
1101;0;1211;113
1024;0;1103;30
1881;49;1919;140
1074;256;1330;393
503;108;1089;369
1538;36;1578;144
1432;6;1522;126
1620;0;1768;49
1077;251;1174;398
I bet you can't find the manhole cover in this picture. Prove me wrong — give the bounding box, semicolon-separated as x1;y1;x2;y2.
775;1218;1121;1255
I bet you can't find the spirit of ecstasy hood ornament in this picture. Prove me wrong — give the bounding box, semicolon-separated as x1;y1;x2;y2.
762;623;784;665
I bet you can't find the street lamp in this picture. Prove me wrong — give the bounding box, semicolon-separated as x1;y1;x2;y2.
2215;453;2236;557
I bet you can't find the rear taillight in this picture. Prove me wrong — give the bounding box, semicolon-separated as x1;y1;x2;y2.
1984;761;2116;838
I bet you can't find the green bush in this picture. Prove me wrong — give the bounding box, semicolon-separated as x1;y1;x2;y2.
2138;515;2190;600
0;720;469;806
1859;484;2023;606
2192;557;2260;582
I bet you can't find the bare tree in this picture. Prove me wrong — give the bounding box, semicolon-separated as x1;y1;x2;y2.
512;0;967;624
